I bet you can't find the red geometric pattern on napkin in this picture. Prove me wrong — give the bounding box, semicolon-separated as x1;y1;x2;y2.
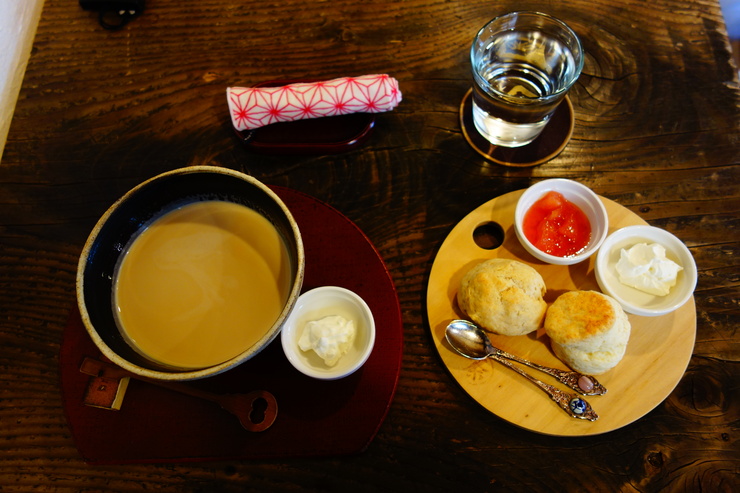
227;74;402;131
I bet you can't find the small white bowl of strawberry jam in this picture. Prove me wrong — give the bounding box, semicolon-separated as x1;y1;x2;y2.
514;179;608;266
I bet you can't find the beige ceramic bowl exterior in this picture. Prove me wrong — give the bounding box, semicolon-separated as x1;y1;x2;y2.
514;179;609;265
77;166;305;381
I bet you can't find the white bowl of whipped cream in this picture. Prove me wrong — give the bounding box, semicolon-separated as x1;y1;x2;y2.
595;225;697;316
281;286;375;379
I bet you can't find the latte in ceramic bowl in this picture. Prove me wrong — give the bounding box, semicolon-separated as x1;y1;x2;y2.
77;166;304;381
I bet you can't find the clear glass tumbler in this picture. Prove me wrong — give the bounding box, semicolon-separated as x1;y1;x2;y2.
470;12;584;148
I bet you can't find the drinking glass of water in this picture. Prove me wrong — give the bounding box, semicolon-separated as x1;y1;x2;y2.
470;12;584;148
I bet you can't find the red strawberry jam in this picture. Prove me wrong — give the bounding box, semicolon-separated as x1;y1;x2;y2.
522;191;591;257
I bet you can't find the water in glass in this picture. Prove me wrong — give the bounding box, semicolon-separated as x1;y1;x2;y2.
472;29;579;147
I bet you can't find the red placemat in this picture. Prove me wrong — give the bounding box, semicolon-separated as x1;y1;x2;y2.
60;186;403;464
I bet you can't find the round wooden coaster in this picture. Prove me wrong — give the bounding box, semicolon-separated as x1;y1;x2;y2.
459;89;575;167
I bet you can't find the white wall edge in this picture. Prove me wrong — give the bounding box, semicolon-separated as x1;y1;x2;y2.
0;0;46;164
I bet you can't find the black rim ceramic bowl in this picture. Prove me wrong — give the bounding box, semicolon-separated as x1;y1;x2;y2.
76;166;305;381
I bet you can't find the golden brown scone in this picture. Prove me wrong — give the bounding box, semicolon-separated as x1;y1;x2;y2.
457;258;547;336
545;290;631;375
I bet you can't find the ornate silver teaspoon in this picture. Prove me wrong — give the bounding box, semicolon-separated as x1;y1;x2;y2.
445;320;599;421
445;319;606;395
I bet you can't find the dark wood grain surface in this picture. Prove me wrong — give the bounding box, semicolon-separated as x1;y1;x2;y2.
1;0;738;491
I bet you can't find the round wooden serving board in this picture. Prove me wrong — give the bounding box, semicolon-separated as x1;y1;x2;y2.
426;190;696;436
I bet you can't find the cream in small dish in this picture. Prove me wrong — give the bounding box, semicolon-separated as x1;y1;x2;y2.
281;286;375;380
514;179;609;266
595;225;697;316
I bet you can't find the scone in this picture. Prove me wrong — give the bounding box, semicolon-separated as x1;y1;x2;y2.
544;290;631;375
457;258;547;336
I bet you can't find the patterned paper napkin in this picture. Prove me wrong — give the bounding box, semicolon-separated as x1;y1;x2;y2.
227;74;402;131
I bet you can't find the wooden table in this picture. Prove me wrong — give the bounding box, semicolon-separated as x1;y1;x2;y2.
1;0;738;491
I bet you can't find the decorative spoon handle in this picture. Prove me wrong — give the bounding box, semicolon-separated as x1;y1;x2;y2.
80;357;278;432
491;346;607;396
489;354;599;421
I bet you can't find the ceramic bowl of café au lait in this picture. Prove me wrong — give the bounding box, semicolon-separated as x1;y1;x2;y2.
76;166;305;381
514;179;609;266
